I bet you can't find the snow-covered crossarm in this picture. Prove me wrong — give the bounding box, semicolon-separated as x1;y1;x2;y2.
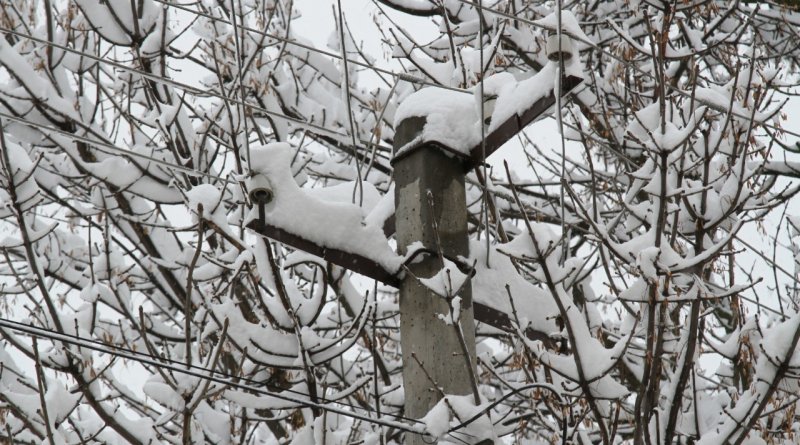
469;240;561;345
244;151;555;344
392;69;582;170
244;144;554;342
407;241;560;345
250;214;553;344
245;143;404;282
473;72;582;166
247;218;403;285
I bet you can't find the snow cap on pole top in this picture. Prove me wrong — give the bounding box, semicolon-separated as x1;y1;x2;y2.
393;67;584;169
392;87;481;163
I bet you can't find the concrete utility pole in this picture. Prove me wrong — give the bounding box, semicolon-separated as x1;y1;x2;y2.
247;63;582;444
393;116;478;444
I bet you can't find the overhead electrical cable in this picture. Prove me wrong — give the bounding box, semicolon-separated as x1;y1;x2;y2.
0;316;429;433
0;112;238;185
151;0;471;94
3;2;798;149
0;27;396;155
0;312;536;438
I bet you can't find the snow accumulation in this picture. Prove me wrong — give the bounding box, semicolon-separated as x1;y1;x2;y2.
185;183;238;243
394;12;587;156
393;64;569;156
626;102;705;152
489;64;558;132
487;224;631;399
418;256;470;299
364;184;395;229
420;398;451;439
73;0;162;45
246;143;403;272
305;180;382;216
420;394;496;443
0;141;43;224
695;314;800;445
533;10;594;48
393;87;481;156
760;314;800;368
471;240;560;335
0;38;82;124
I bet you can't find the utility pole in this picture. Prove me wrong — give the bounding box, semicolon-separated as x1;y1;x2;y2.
246;65;582;445
393;116;477;444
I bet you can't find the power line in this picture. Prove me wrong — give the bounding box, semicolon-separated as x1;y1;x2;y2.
150;0;470;94
5;2;794;153
0;110;393;207
0;27;395;156
0;316;426;433
0;316;496;444
0;112;238;185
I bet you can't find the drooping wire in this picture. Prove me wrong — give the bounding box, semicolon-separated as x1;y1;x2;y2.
0;316;498;443
446;382;566;434
0;111;237;185
0;27;395;155
0;316;425;432
149;0;471;94
2;4;796;142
